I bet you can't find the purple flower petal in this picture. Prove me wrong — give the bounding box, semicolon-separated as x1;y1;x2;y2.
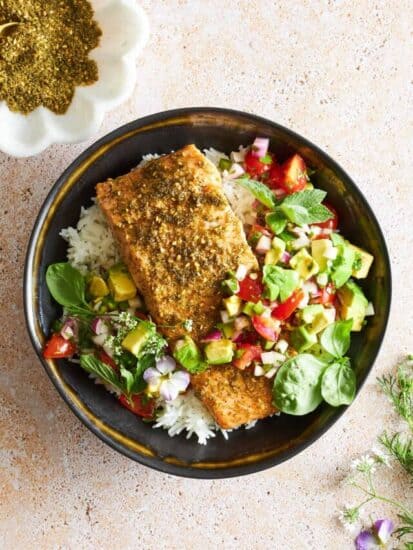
374;519;394;544
355;530;379;550
159;379;179;402
170;370;190;392
143;367;161;385
156;355;176;375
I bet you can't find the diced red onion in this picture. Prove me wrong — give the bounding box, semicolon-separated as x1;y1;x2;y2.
60;318;77;340
235;264;248;281
225;163;245;179
231;147;247;163
303;281;319;296
231;330;242;342
91;317;109;336
201;329;222;342
234;315;250;331
251;137;269;158
254;365;265;376
255;235;272;253
264;366;278;379
280;251;291;264
220;310;231;323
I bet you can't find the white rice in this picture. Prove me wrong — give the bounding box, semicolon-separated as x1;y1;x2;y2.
61;149;257;444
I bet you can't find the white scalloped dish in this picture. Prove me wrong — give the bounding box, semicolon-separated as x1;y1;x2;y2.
0;0;149;157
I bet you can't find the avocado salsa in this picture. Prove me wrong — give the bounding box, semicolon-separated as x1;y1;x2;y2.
42;138;374;422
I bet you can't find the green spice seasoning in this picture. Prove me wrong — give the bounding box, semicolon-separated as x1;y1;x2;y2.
0;0;102;115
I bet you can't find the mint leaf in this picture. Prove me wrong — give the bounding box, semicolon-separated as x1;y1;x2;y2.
266;211;287;234
277;189;332;225
234;176;277;209
320;319;353;358
263;265;299;301
321;358;356;406
80;354;125;393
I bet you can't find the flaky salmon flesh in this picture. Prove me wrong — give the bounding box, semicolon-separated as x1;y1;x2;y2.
96;145;275;428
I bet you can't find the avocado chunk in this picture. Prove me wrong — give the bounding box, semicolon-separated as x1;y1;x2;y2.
223;295;242;317
122;322;153;356
337;280;368;331
220;322;235;339
173;336;204;372
290;326;317;352
300;304;336;333
108;264;137;302
264;237;286;265
290;248;319;280
348;244;374;279
311;239;335;272
88;275;109;298
204;339;234;365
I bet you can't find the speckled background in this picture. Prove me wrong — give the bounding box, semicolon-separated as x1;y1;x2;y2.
0;1;412;548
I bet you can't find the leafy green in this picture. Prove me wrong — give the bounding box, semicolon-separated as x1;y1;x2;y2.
234;175;277;209
80;354;125;393
262;265;299;301
377;356;413;431
330;234;356;287
266;211;287;234
120;363;146;395
273;354;327;415
46;262;91;315
320;319;353;358
277;189;332;225
321;358;356;407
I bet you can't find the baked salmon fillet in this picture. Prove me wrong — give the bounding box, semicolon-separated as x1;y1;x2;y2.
96;144;274;428
191;366;275;429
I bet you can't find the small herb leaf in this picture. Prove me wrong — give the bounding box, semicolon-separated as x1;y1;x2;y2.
234;175;277;209
320;319;353;358
321;359;356;407
263;265;299;301
80;354;124;393
277;189;332;225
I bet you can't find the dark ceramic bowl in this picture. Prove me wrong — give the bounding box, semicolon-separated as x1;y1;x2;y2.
24;108;391;478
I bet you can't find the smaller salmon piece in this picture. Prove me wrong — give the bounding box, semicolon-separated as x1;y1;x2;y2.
192;366;276;429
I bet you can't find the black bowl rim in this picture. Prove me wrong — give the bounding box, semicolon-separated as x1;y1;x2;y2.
24;107;392;478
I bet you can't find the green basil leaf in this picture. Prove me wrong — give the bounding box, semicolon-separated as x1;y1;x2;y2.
282;189;327;209
234;175;277;209
46;262;88;309
80;354;125;393
266;211;287;235
263;265;299;302
120;365;135;395
320;319;353;358
273;354;327;415
321;359;356;406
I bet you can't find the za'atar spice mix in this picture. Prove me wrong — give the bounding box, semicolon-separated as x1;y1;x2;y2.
0;0;102;115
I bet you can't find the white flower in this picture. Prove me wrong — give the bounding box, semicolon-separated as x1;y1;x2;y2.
143;356;190;402
351;454;377;474
371;446;392;468
337;504;363;533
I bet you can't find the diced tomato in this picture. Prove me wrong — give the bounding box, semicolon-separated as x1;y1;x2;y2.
252;315;280;342
272;289;305;321
267;162;284;189
248;224;272;239
99;350;118;370
135;311;149;320
272;154;308;194
312;203;338;230
43;333;76;359
237;275;263;303
244;150;273;178
312;283;336;305
119;394;156;419
233;343;262;370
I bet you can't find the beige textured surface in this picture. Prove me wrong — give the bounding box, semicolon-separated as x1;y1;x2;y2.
0;1;412;548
